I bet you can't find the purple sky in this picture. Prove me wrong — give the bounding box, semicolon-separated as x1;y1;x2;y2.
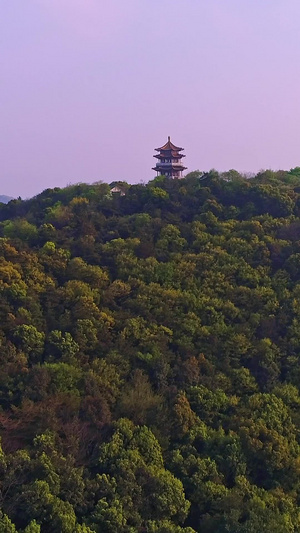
2;0;300;198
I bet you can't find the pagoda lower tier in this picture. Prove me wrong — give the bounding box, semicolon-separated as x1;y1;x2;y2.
152;162;187;179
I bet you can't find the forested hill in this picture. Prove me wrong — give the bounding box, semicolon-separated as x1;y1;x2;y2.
2;169;300;531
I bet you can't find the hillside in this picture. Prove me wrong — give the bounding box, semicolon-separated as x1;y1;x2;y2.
1;169;300;531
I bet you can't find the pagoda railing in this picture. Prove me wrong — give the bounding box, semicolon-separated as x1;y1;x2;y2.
155;161;183;167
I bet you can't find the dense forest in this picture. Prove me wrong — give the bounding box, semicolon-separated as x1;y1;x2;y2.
1;168;300;531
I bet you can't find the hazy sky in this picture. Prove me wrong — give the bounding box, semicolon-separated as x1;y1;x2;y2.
2;0;300;198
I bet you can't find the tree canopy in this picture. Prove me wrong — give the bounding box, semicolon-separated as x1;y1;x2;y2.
0;170;300;530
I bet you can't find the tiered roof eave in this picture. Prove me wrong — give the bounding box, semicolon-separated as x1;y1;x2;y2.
154;153;186;160
152;164;187;172
154;136;184;152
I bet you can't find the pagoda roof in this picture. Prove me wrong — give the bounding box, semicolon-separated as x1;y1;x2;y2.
155;136;184;152
152;164;187;171
154;152;186;159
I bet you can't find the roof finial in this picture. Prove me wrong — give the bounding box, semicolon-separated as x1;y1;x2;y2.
168;136;170;142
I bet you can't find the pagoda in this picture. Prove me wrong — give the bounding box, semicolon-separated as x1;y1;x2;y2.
152;136;187;179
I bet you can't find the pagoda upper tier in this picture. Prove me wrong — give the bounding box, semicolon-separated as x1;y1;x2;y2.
152;136;187;179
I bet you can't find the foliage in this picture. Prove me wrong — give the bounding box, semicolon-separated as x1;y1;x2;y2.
0;172;300;530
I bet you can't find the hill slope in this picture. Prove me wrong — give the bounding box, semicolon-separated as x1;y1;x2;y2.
0;170;300;531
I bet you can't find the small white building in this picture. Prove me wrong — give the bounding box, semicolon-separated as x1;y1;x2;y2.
110;185;126;196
